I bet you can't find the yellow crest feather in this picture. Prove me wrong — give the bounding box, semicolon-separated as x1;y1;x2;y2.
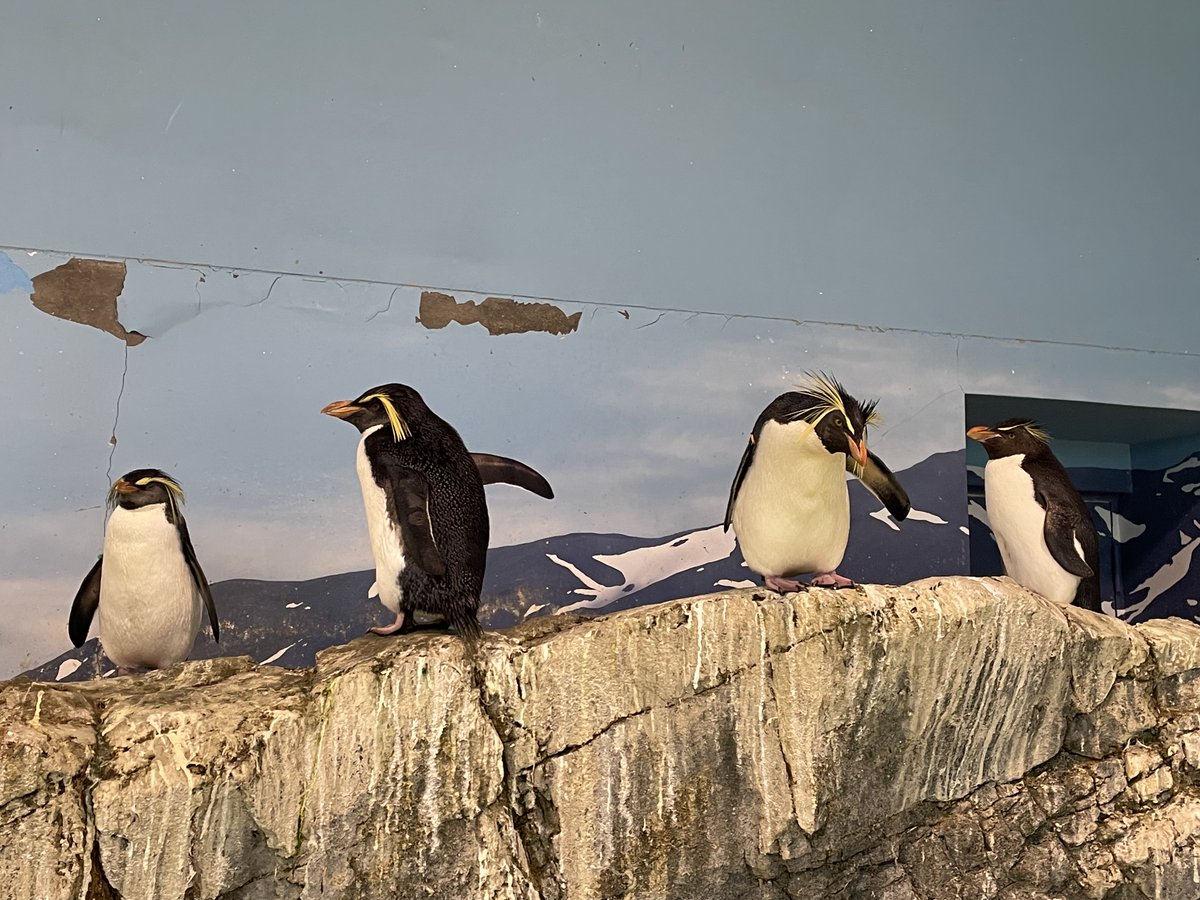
996;420;1050;443
362;393;412;441
108;474;186;519
794;372;882;432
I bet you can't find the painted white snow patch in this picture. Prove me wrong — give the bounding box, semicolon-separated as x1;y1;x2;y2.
551;525;738;614
871;506;948;531
523;602;548;618
967;499;990;528
285;602;303;609
1163;456;1200;484
869;508;900;531
909;508;949;525
716;578;757;589
1121;524;1200;620
959;526;970;535
1094;508;1147;543
260;643;297;665
55;659;82;681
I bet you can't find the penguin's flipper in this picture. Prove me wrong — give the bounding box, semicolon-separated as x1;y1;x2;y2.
69;557;103;648
853;451;911;521
472;453;554;499
1027;465;1097;581
1041;506;1095;579
381;466;447;577
178;515;220;642
724;437;758;532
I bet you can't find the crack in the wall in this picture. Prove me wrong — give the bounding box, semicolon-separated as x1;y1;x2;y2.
74;686;117;900
2;243;1195;357
252;275;282;307
365;286;401;323
636;312;665;329
192;269;205;313
471;656;562;900
104;344;129;490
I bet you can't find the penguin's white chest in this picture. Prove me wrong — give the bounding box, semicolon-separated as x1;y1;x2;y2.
983;454;1081;605
356;425;407;613
731;421;850;576
99;504;202;669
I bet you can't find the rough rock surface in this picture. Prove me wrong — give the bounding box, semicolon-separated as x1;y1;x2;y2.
4;576;1200;899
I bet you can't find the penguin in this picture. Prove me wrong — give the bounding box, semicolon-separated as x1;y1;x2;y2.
69;469;219;673
724;373;911;593
322;383;553;640
967;418;1100;611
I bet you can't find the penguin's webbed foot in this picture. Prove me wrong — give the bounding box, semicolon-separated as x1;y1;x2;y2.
764;575;808;594
367;611;410;636
809;572;857;590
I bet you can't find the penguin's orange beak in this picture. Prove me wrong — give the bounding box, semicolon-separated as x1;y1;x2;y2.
112;479;137;495
321;400;361;419
847;437;868;467
966;425;997;442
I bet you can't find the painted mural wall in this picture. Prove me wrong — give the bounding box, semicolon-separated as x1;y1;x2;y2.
3;248;1198;682
2;2;1198;679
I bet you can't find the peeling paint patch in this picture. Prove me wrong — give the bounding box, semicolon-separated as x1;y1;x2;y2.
0;251;34;294
29;258;146;345
418;291;581;336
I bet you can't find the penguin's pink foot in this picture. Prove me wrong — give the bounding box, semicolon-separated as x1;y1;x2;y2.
368;611;407;636
809;571;857;589
764;575;808;594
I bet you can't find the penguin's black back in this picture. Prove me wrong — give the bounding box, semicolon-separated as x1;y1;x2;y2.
1023;452;1102;611
366;413;488;639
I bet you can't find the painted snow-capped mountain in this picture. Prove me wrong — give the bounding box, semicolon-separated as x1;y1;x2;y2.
30;448;1195;683
23;450;967;682
1119;454;1200;621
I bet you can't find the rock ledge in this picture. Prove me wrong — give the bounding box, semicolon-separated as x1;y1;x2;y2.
3;576;1200;899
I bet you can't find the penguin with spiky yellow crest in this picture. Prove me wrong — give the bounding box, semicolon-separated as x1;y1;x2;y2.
967;418;1100;611
725;373;910;592
323;383;552;640
69;469;219;673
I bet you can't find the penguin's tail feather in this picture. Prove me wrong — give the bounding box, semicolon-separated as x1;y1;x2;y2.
448;605;484;645
1074;575;1103;613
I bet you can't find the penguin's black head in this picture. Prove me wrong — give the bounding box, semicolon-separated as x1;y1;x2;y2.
966;418;1051;459
321;383;432;439
108;469;186;516
781;373;880;470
